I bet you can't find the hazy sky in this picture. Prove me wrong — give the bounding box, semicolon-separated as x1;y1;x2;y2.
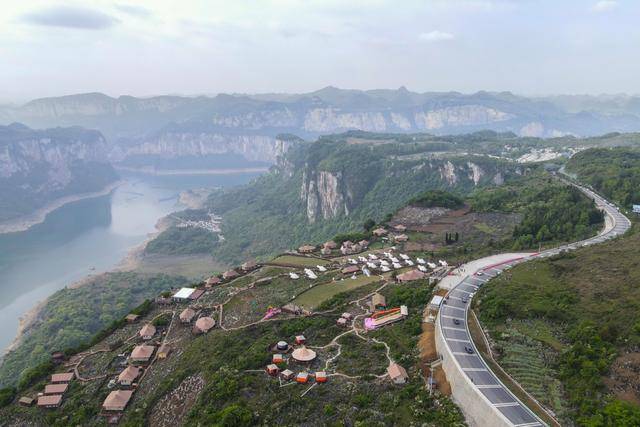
1;0;639;102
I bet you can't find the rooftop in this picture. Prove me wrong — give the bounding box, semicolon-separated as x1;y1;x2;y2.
173;287;196;299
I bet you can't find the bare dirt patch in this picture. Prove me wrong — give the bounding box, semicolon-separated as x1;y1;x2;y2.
604;351;640;405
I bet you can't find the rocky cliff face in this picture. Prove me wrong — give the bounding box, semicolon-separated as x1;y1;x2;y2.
301;169;351;223
0;123;117;222
0;124;109;184
298;156;509;223
109;133;292;164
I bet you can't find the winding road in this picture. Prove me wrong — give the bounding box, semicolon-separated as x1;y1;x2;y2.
436;181;632;427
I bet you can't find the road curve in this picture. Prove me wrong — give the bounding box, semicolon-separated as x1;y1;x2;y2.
436;183;631;427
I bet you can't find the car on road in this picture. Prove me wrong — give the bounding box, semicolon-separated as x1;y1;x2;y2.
464;346;474;354
461;297;468;304
453;318;461;325
476;271;483;276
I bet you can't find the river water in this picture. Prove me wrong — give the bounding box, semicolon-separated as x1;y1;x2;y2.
0;171;260;353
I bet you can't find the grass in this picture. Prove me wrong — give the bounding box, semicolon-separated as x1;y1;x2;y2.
473;222;495;234
271;255;330;267
292;275;382;309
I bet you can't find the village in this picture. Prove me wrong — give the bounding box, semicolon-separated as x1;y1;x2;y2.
11;221;456;425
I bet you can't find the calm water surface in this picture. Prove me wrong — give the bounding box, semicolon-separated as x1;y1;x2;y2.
0;171;259;352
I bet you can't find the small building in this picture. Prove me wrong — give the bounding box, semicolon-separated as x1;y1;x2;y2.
393;224;407;232
428;295;444;310
193;317;215;334
393;234;409;242
323;240;338;250
340;241;354;255
315;371;328;383
320;247;332;256
291;346;317;363
180;307;196;323
117;366;141;386
102;390;134;412
371;293;386;310
173;287;196;301
358;240;370;249
130;345;155;363
37;394;62;409
155;296;172;305
387;363;409;385
281;369;295;381
205;276;222;288
295;335;306;345
125;314;139;323
397;269;426;283
157;344;171;359
298;245;316;254
241;260;258;272
44;384;68;395
273;354;284;364
139;324;156;340
372;227;388;237
51;351;65;364
50;372;74;384
266;364;279;376
189;289;205;301
18;396;34;406
341;265;360;275
276;341;289;351
337;317;348;327
296;372;309;384
222;269;240;280
341;312;353;320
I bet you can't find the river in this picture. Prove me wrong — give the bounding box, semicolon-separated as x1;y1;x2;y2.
0;171;261;353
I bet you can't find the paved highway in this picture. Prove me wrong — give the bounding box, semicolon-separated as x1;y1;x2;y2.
437;183;631;427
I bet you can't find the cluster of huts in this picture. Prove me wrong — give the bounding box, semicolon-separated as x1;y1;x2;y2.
265;335;328;385
341;248;441;280
25;372;75;409
179;306;216;335
372;225;409;243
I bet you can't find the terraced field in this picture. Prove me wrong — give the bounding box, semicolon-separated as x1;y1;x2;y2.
495;331;568;419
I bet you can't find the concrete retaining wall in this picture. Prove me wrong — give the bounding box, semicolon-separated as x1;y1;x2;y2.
435;315;512;427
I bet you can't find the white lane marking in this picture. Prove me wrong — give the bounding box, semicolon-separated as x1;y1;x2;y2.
452;352;478;356
444;305;466;312
514;422;544;427
463;368;488;372
493;402;521;408
440;315;463;320
446;338;472;343
442;326;466;331
477;385;503;389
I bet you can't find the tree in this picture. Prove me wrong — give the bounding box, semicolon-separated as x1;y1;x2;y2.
363;218;376;231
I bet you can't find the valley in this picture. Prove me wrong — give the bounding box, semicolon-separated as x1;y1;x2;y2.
1;128;639;427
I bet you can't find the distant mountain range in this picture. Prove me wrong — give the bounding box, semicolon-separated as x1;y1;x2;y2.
3;88;640;142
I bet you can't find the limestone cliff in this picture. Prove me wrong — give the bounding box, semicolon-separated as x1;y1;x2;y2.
109;133;292;164
0;123;117;222
301;169;350;223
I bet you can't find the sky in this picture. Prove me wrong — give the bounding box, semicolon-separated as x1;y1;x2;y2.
1;0;639;102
